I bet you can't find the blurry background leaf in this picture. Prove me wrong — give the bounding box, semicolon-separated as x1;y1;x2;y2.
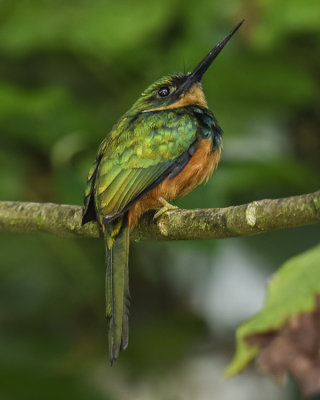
226;244;320;377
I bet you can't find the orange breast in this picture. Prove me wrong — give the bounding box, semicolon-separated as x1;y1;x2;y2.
128;138;221;229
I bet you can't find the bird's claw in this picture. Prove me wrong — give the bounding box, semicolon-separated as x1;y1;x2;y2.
153;197;178;220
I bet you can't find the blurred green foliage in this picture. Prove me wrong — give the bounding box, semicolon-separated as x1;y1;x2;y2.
0;1;319;399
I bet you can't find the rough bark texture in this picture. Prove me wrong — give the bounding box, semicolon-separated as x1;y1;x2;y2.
0;190;319;241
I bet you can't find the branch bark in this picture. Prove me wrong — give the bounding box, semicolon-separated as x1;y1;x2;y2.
0;190;319;241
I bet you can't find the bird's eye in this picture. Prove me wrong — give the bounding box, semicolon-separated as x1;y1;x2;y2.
158;87;170;97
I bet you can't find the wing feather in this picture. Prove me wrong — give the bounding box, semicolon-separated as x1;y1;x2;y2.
94;108;200;221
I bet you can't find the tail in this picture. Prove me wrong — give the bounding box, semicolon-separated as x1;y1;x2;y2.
104;213;130;364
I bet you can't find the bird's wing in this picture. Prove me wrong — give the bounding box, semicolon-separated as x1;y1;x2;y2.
82;156;102;224
95;109;199;221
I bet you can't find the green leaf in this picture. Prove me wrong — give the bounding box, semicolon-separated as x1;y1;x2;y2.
225;244;320;377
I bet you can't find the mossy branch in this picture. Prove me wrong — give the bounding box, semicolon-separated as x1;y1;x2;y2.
0;190;319;241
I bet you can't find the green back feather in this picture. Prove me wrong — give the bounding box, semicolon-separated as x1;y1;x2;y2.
94;107;199;222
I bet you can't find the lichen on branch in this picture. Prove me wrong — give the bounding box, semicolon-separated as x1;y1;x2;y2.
0;190;319;241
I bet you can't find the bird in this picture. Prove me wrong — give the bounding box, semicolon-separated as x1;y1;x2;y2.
82;21;243;364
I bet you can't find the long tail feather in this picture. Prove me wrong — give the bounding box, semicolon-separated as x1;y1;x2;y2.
104;214;130;364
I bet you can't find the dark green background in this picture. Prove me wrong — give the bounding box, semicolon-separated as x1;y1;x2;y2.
0;1;319;399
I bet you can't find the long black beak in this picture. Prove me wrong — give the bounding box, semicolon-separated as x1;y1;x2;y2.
180;20;244;92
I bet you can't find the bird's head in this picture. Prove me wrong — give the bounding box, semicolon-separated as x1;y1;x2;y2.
127;20;243;115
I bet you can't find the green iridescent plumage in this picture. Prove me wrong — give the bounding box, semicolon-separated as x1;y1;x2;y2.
82;21;243;364
95;109;200;220
83;84;220;365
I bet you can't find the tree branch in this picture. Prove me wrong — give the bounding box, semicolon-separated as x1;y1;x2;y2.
0;190;319;241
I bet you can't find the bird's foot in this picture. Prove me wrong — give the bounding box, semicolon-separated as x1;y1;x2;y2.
153;197;178;220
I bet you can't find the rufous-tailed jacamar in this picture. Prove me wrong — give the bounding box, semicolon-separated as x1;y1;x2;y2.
82;21;243;363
